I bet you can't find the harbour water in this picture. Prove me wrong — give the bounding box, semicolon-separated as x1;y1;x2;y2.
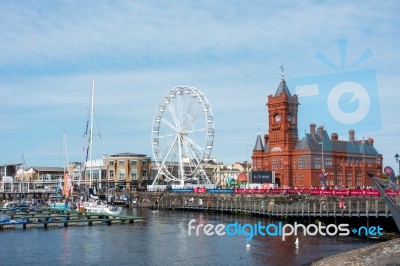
0;208;378;265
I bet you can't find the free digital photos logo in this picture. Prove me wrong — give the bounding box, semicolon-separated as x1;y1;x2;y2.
188;220;384;241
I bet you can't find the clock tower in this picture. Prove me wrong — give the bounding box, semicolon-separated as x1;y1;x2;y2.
251;72;299;186
251;70;381;189
267;75;299;151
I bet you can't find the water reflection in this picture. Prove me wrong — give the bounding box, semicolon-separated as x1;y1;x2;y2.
129;208;376;265
0;208;377;265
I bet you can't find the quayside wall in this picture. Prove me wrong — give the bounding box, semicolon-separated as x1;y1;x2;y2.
129;191;400;233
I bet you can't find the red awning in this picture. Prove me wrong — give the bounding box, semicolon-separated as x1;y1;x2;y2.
237;173;248;182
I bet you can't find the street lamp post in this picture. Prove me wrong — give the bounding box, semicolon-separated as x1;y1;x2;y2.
395;153;400;185
319;139;324;167
319;140;324;170
319;139;326;188
246;144;253;171
246;144;253;186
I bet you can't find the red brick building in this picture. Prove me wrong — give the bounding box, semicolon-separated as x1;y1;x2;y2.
251;76;382;188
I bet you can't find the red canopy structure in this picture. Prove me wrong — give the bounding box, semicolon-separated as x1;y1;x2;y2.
237;173;248;183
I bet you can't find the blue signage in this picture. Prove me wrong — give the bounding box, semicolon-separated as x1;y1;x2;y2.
207;189;235;194
170;188;194;193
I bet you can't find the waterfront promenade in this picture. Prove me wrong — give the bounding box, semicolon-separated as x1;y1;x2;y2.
142;192;396;217
128;191;400;232
2;189;400;231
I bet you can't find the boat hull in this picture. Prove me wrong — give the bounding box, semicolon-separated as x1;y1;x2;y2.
81;202;122;215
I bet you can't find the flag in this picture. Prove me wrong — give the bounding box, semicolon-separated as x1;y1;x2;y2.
64;173;69;198
384;166;397;184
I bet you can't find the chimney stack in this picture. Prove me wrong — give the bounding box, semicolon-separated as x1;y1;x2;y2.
264;134;269;145
318;126;324;139
310;123;316;136
349;129;355;143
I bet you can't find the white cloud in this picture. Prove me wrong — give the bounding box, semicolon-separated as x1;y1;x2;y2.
0;1;399;169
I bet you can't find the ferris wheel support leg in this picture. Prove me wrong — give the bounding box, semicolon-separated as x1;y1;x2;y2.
201;172;211;184
178;136;185;188
152;172;162;186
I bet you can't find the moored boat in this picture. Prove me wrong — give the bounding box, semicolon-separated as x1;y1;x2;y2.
81;201;122;215
47;195;70;211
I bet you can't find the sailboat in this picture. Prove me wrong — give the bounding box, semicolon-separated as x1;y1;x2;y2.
62;130;72;199
48;131;72;211
80;80;122;215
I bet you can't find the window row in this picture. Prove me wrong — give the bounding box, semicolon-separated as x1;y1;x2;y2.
108;169;148;180
109;160;148;166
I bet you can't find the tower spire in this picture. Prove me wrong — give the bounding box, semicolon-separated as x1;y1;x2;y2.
274;64;291;97
254;129;264;151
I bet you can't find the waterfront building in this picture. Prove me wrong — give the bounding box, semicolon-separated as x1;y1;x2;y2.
24;166;65;188
251;76;382;188
4;166;65;193
211;162;248;186
150;158;221;186
103;153;152;190
2;152;154;193
67;161;86;185
149;158;248;188
1;163;22;192
77;159;105;188
65;153;152;191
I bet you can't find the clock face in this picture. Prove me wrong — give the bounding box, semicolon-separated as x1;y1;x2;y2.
275;114;281;122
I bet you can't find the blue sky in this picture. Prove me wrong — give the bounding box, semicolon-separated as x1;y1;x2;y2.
1;1;399;172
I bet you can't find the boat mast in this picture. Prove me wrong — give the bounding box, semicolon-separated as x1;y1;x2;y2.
20;154;27;193
63;129;72;198
63;129;69;175
89;80;95;188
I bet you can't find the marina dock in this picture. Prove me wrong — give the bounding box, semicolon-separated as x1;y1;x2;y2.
0;208;145;230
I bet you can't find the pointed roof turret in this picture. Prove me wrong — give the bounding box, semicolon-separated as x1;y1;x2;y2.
274;63;292;97
274;79;292;97
253;130;264;151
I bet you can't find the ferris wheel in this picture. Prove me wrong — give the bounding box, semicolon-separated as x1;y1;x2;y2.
151;86;214;186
